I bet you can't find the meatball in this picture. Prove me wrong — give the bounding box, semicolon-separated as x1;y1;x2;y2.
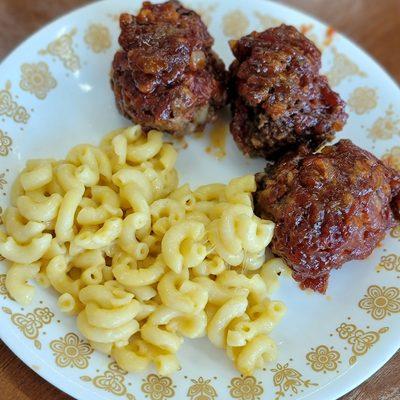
229;24;348;159
254;140;400;293
111;0;228;135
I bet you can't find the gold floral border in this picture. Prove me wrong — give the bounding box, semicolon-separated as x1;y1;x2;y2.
0;81;30;123
2;306;54;349
253;11;282;30
39;28;81;72
20;62;57;100
0;273;11;299
50;332;93;369
229;375;263;400
390;226;400;241
194;4;217;26
347;87;378;115
368;105;400;140
306;345;341;373
0;129;12;156
187;377;217;400
222;10;250;39
358;285;400;320
81;361;136;399
0;170;8;192
335;319;389;365
382;147;400;171
141;374;175;400
326;47;367;87
84;24;112;53
271;362;318;400
376;253;400;273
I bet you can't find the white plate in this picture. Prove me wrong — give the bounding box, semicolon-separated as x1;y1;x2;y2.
0;1;399;399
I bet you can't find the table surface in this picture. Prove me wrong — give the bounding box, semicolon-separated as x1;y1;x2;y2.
0;1;399;399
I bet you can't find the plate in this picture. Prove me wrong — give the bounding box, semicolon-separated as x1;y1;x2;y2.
0;0;399;399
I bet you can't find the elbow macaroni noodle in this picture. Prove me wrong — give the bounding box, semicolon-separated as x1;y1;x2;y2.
0;125;286;376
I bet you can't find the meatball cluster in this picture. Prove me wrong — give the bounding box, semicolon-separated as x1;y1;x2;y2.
229;25;348;159
111;0;228;135
110;4;397;294
254;140;400;293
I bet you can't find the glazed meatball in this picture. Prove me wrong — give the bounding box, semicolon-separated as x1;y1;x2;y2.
229;24;348;159
254;140;400;293
111;0;228;135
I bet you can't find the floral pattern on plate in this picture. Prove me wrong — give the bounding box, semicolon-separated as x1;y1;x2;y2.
0;1;399;400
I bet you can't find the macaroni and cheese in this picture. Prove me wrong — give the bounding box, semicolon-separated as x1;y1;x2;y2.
0;125;286;376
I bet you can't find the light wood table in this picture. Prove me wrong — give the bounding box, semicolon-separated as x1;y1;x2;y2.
0;1;399;399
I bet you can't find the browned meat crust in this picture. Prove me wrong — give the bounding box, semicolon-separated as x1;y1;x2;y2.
254;140;400;293
111;0;228;135
229;24;348;159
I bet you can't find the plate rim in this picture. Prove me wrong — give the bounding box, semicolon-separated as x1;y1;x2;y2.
0;1;399;400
